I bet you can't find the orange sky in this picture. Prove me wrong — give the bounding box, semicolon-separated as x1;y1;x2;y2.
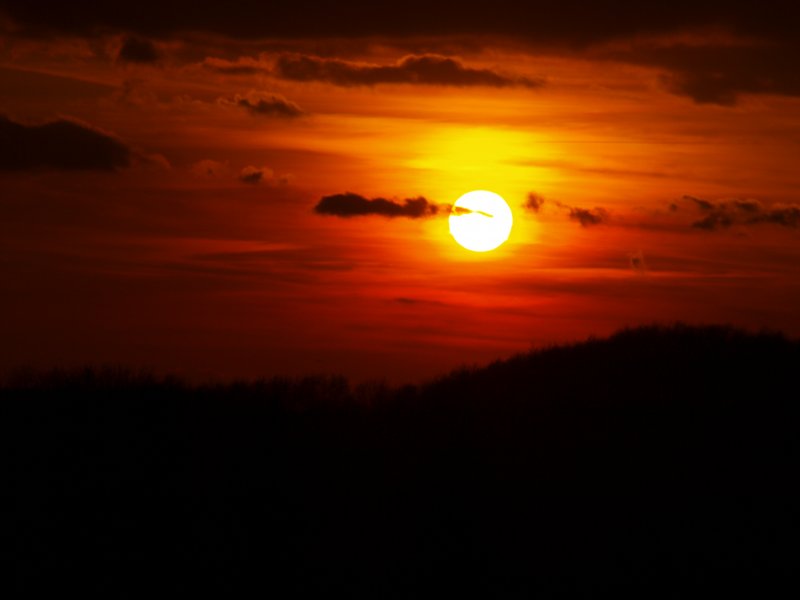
2;3;800;382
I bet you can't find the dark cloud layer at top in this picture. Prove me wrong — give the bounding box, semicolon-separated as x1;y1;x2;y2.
315;193;439;218
3;2;797;45
275;53;542;88
117;36;161;64
0;114;131;171
4;2;800;105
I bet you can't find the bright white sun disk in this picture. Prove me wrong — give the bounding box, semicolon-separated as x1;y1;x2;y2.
449;190;513;252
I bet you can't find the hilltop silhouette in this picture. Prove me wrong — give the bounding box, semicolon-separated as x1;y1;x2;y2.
6;324;798;597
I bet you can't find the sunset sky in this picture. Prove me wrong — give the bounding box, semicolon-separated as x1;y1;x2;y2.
2;1;800;382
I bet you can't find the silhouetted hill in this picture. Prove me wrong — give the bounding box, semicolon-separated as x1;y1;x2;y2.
5;324;799;597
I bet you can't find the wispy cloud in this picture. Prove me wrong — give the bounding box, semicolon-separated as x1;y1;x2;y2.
523;191;610;227
220;91;304;118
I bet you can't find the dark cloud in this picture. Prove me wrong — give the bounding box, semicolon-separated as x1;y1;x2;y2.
517;192;799;233
315;193;439;218
191;159;229;178
117;36;161;64
568;206;609;227
202;57;267;75
665;48;800;106
524;192;545;212
757;205;800;228
599;39;800;106
732;199;762;214
692;213;732;231
239;166;265;184
274;53;542;88
662;71;739;107
527;194;609;226
683;194;715;211
629;250;647;274
0;114;131;171
550;199;609;226
686;195;800;230
223;91;304;118
238;165;289;185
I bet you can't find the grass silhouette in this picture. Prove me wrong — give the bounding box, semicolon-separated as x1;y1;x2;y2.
6;324;798;597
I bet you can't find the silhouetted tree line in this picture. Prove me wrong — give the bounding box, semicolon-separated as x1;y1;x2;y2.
5;324;799;597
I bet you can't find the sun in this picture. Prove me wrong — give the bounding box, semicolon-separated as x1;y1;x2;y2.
449;190;513;252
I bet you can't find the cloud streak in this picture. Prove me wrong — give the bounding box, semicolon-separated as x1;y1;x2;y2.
221;91;304;118
524;192;545;213
117;36;162;64
239;165;289;185
239;166;266;184
202;57;267;75
524;192;610;227
529;192;800;233
685;195;800;230
274;53;543;88
315;193;439;218
0;114;131;171
566;205;610;227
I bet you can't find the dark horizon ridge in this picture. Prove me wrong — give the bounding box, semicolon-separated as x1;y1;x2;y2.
7;322;798;596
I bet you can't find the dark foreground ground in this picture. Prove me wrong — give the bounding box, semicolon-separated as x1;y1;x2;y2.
6;324;799;597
